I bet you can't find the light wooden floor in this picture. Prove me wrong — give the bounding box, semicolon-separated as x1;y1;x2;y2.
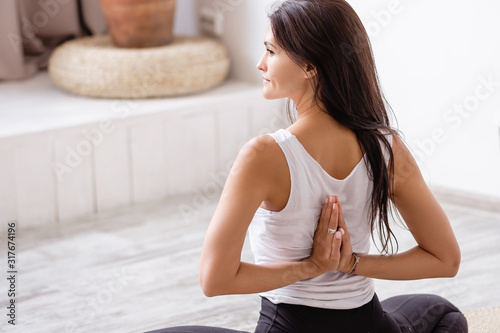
1;191;499;333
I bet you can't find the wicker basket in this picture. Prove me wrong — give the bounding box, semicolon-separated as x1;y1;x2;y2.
48;35;231;99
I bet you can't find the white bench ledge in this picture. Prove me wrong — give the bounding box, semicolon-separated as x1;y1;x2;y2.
0;71;263;139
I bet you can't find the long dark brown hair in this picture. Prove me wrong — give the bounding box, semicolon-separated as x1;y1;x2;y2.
269;0;400;254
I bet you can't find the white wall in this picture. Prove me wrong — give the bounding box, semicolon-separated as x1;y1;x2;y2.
348;0;500;199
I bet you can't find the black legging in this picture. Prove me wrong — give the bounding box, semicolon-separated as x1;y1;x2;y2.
146;294;467;333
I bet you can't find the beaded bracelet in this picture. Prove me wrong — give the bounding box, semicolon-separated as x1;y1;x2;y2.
347;253;360;274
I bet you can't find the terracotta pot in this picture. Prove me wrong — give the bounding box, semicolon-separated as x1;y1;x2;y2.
100;0;176;48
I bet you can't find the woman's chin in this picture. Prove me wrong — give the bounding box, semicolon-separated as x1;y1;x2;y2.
262;93;273;100
261;89;282;100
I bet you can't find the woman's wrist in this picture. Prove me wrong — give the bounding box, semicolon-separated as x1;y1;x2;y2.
300;257;327;278
339;253;358;274
346;253;360;274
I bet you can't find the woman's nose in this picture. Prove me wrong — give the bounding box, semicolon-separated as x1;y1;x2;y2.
256;53;266;72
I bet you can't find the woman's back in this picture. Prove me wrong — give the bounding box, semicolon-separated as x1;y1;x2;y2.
249;123;392;309
259;118;366;212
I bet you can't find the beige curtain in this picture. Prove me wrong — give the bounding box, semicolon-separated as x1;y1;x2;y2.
0;0;107;81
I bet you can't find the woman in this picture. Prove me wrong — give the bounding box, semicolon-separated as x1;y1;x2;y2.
149;0;467;332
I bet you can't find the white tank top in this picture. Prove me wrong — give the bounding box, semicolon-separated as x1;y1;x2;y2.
248;128;392;309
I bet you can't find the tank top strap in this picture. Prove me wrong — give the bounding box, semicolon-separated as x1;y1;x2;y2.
266;129;313;212
267;128;292;142
267;129;307;165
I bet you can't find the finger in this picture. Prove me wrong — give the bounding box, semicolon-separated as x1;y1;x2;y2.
338;227;354;268
330;229;342;261
336;203;351;243
339;228;350;256
328;202;339;235
318;198;328;222
318;196;333;233
337;201;348;232
318;196;331;222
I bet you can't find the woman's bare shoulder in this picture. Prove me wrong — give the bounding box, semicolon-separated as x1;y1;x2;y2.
230;133;286;185
219;133;288;211
239;133;281;162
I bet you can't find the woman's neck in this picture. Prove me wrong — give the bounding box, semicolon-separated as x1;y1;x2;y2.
292;100;347;134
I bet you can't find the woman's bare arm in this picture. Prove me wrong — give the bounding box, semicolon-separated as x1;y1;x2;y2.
199;135;342;297
353;134;461;279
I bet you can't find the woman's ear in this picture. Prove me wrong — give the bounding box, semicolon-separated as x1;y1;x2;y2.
305;64;317;79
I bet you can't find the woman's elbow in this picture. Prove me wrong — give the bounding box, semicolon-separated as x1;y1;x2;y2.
442;248;461;278
199;267;228;297
200;283;217;298
448;255;461;277
199;277;220;297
